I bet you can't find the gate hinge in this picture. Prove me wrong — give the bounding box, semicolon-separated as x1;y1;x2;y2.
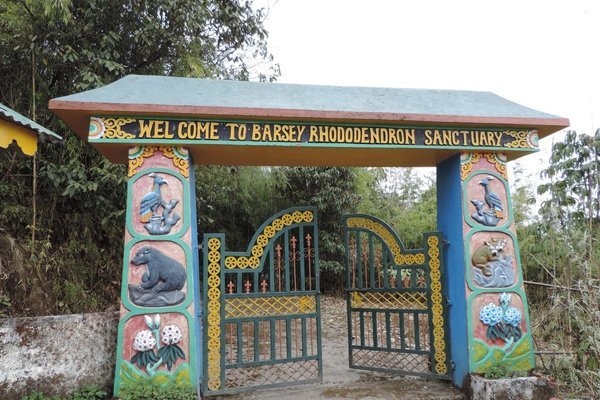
451;360;456;371
446;298;452;307
442;239;450;247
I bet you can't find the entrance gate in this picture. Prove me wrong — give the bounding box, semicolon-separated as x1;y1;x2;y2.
343;214;450;379
202;207;322;395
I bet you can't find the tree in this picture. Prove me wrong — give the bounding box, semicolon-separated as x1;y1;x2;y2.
275;167;360;292
0;0;278;316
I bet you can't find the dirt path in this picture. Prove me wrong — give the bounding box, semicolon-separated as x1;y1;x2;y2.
216;296;464;400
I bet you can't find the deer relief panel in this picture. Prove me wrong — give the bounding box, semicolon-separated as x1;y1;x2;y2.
468;231;517;288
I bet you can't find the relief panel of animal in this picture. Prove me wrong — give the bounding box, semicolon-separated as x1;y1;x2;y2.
471;238;507;277
130;246;186;293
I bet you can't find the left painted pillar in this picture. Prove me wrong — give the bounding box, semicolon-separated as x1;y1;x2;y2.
114;145;200;396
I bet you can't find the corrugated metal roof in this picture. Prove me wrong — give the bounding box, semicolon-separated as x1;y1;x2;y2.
52;75;562;121
0;103;62;143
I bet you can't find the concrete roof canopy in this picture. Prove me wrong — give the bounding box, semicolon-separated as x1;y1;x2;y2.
49;75;569;166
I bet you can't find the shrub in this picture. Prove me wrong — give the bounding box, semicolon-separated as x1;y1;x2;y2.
119;383;196;400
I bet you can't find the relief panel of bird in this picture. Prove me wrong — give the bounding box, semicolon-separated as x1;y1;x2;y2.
468;175;507;227
136;172;182;235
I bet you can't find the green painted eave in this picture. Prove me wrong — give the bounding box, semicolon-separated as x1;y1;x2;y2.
0;103;62;143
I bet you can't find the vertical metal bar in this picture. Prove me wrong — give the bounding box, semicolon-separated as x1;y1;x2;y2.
269;245;275;292
284;231;290;292
356;232;363;288
236;272;242;294
286;318;292;359
229;323;235;364
369;234;375;289
237;322;243;364
291;233;298;291
359;311;365;347
270;319;276;361
250;320;257;362
254;271;259;293
383;247;389;288
278;319;283;359
301;317;307;357
307;231;313;291
385;312;392;349
399;311;405;350
372;311;378;348
376;245;381;288
363;238;368;289
346;292;353;367
414;312;421;351
299;226;305;291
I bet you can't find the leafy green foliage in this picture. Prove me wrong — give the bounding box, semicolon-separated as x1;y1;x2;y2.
119;382;196;400
514;130;600;396
275;167;360;292
0;0;277;316
21;392;62;400
68;386;107;400
20;386;107;400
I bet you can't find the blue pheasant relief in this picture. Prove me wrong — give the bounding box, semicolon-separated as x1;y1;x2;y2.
139;172;181;235
479;176;503;218
140;173;167;223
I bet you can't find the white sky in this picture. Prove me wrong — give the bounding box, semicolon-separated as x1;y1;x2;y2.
255;0;599;181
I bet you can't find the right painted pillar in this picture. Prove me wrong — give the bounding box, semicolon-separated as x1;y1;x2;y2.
437;152;535;387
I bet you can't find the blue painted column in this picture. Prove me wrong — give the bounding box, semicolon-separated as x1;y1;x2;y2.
437;152;535;387
437;154;469;386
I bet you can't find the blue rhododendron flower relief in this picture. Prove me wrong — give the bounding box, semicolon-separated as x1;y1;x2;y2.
479;292;524;343
479;303;503;326
502;307;522;327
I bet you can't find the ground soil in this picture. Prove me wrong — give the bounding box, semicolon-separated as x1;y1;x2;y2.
216;296;464;400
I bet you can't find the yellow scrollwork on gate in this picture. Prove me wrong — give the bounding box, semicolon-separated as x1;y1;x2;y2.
224;211;314;270
346;217;424;266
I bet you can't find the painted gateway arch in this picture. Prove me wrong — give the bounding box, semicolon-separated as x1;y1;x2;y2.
50;76;568;395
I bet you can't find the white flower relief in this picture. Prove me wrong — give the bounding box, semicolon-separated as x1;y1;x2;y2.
161;324;183;345
133;330;156;351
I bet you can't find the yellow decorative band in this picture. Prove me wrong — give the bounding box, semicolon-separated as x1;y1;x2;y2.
225;295;316;319
346;217;424;266
206;237;222;391
350;291;427;310
427;235;447;375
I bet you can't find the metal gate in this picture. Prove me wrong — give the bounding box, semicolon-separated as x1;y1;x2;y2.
343;214;450;379
202;207;322;395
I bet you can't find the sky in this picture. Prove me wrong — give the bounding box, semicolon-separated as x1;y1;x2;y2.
254;0;599;181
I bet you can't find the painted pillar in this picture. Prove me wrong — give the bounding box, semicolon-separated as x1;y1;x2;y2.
113;145;200;395
437;152;535;387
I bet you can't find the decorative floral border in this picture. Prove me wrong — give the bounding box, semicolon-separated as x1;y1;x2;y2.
128;146;189;177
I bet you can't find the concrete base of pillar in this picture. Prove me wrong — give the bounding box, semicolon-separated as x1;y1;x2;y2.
466;374;555;400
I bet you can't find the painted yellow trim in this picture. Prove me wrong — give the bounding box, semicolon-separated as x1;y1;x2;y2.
0;119;38;155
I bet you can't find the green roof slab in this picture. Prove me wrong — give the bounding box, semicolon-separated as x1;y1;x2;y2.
49;75;569;166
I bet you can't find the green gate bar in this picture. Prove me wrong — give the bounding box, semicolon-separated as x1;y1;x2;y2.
202;207;322;396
